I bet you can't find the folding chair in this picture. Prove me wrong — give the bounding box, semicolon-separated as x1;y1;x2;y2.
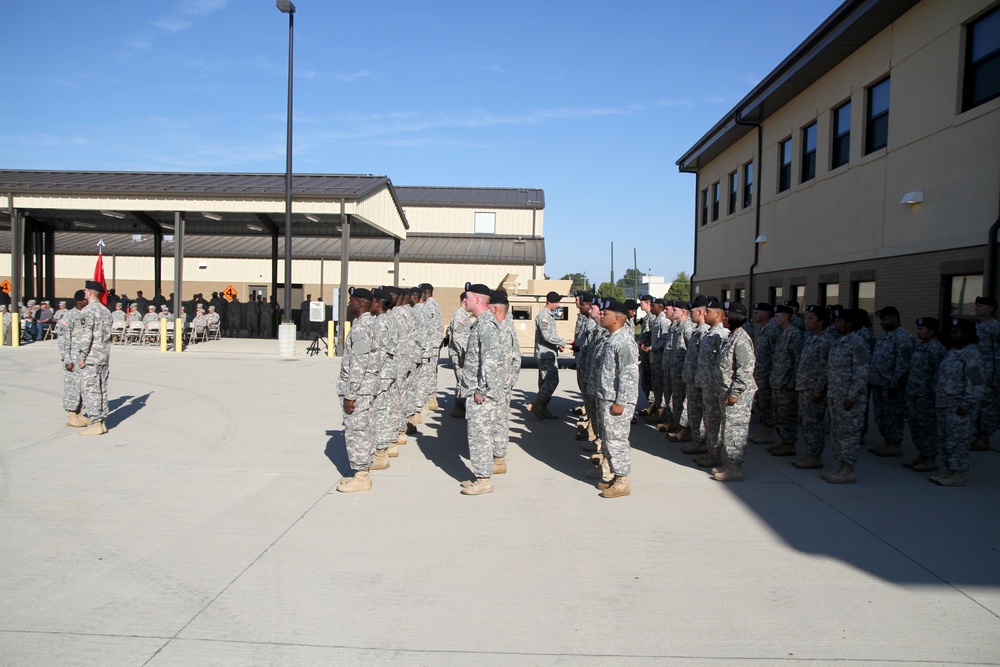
141;322;160;345
110;321;127;344
208;323;221;341
125;321;145;345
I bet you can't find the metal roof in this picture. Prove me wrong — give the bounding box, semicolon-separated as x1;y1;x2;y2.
675;0;920;173
0;231;545;265
394;186;544;209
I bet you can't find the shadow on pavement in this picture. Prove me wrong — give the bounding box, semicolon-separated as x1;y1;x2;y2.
414;392;473;482
514;389;596;486
106;392;152;428
323;430;352;477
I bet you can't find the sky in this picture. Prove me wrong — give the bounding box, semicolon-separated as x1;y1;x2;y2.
3;0;843;287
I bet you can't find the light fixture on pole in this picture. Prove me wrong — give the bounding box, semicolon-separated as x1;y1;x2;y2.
276;0;296;357
900;191;924;205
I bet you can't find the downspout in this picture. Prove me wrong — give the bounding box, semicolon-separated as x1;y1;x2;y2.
988;185;1000;300
734;111;763;303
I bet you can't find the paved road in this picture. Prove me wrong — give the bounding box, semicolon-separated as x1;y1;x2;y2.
1;339;998;666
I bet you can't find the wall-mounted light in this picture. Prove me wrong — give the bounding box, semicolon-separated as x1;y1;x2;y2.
100;210;126;219
900;191;924;205
202;212;223;221
755;235;768;244
73;221;96;229
198;262;208;269
246;224;264;232
164;235;174;242
305;215;321;222
132;234;143;242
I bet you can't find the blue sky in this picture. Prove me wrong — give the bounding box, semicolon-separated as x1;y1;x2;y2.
3;0;842;286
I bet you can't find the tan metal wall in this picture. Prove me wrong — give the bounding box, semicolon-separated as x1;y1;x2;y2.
402;206;543;236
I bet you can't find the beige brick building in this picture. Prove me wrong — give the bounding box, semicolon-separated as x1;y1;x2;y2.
676;0;1000;324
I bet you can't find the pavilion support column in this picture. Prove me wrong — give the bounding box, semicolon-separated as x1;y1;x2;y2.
9;200;23;311
173;212;185;351
153;231;162;296
337;199;349;356
22;218;34;301
271;232;279;308
393;238;401;287
44;228;55;300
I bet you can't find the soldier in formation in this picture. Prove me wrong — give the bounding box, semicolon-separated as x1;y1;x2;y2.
709;301;756;481
74;281;113;436
973;296;999;451
867;306;915;457
447;291;474;418
768;304;804;457
531;291;567;420
58;290;88;427
905;317;947;472
932;318;986;486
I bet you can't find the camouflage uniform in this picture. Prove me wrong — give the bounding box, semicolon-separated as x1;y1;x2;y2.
754;319;780;428
372;310;399;452
649;312;668;410
111;309;126;323
337;311;381;472
697;323;730;450
245;298;260;336
57;308;83;412
127;309;142;323
683;322;710;446
715;327;757;464
576;316;600;432
461;309;505;478
421;296;443;401
496;316;522;459
826;332;871;465
448;307;474;397
795;329;834;456
534;307;566;405
975;318;1000;440
390;305;417;436
400;303;424;417
669;318;695;427
585;325;610;443
908;338;947;458
936;345;986;472
226;299;242;336
597;325;640;476
142;310;159;326
259;301;273;338
660;319;676;419
771;325;804;445
638;312;652;401
869;327;915;446
73;301;113;423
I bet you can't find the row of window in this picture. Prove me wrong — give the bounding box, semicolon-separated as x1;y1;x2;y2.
700;5;1000;227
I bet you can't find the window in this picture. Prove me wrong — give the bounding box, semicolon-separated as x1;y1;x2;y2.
832;101;851;168
852;281;876;316
742;161;753;208
728;171;738;215
712;182;720;221
700;189;709;226
963;6;1000;111
769;286;783;306
949;274;984;316
722;289;732;302
791;284;806;308
474;212;496;234
801;122;817;182
736;288;747;303
865;77;890;154
778;138;792;192
821;283;840;308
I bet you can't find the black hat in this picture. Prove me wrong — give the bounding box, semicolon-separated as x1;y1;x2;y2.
603;298;629;315
490;290;509;305
348;286;373;300
673;300;689;310
752;302;772;312
73;289;86;301
875;306;899;318
952;317;978;337
546;291;562;303
590;297;603;310
372;287;393;303
705;297;724;310
639;294;653;302
784;299;800;309
805;304;828;320
725;301;748;316
579;292;594;303
690;294;710;309
975;296;998;309
916;316;939;330
624;298;638;311
419;283;434;291
409;287;422;296
84;280;105;294
652;298;666;306
384;286;402;296
830;305;853;321
464;282;492;297
774;304;794;315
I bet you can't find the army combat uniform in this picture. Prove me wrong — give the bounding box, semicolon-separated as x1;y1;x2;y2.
448;306;474;412
975;315;1000;446
57;307;84;419
826;329;871;473
74;299;113;427
696;320;730;459
752;316;780;441
906;325;946;465
795;326;835;460
681;319;710;452
770;321;804;454
337;310;381;472
534;306;566;408
372;304;400;457
597;319;640;483
460;308;505;480
935;341;985;476
668;317;695;432
869;323;915;450
714;323;757;472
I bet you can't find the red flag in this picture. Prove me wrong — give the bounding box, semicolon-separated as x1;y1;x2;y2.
94;250;108;306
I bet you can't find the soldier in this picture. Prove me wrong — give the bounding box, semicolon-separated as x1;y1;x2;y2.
644;299;668;423
531;291;567;420
134;290;149;314
159;305;171;320
792;305;835;469
665;301;694;437
972;296;999;451
931;318;986;486
259;298;273;338
126;303;142;323
110;302;126;323
74;281;113;435
657;300;677;426
636;294;654;410
710;301;757;481
786;300;806;333
580;298;607;455
822;307;871;484
489;290;521;475
58;290;88;427
458;283;504;495
868;306;915;457
447;291;474;418
419;283;443;412
693;298;730;468
336;287;381;493
571;291;592;419
679;296;710;450
191;306;208;340
206;305;221;330
245;296;260;337
142;305;159;326
152;289;167;311
370;288;399;469
592;298;639;498
407;287;429;424
226;295;242;337
768;304;804;457
52;300;70;327
904;317;947;472
1;304;10;345
749;303;779;444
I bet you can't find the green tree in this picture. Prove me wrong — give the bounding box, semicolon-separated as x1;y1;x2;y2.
616;268;644;291
664;271;691;302
561;273;589;292
596;282;626;300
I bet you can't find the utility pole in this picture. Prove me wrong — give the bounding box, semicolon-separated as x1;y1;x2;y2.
610;242;614;296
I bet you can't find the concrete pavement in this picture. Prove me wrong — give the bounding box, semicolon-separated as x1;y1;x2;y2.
1;338;998;666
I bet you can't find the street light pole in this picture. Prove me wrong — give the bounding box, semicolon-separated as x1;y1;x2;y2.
276;0;296;356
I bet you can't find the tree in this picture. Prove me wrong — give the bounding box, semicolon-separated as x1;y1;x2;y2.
664;271;691;302
596;282;626;301
616;268;644;292
560;273;589;292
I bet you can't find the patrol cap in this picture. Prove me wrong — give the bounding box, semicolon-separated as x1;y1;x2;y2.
464;282;492;297
208;305;215;311
348;286;373;300
639;294;653;302
774;304;794;315
603;297;629;315
705;297;724;310
875;306;899;318
149;305;157;310
546;291;563;303
84;280;105;294
579;292;594;304
725;301;748;317
490;290;509;305
27;299;36;305
916;316;939;330
160;305;169;310
752;302;772;312
690;294;710;309
74;290;86;301
976;296;998;309
624;298;638;311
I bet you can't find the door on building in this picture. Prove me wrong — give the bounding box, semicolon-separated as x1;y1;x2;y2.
248;285;268;302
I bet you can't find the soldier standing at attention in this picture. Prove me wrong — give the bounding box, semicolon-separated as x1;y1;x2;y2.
904;317;947;472
792;305;835;470
369;288;398;470
58;290;88;427
694;298;730;469
644;299;668;424
531;291;567;420
868;306;915;457
666;301;694;438
226;295;242;337
931;318;986;486
972;296;999;451
245;296;260;337
571;292;591;418
822;307;871;484
571;293;595;438
259;298;273;338
458;283;503;496
678;296;710;450
768;304;804;457
75;281;113;436
658;300;677;427
489;290;522;476
419;283;443;412
447;291;474;418
580;299;607;455
749;303;779;444
593;298;639;499
710;301;757;481
637;294;654;411
336;288;381;493
786;300;806;333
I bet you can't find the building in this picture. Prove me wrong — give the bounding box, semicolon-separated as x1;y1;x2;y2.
676;0;1000;322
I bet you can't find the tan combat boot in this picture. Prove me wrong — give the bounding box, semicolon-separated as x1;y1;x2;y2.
823;462;856;484
695;447;721;468
711;462;744;482
644;408;663;424
66;411;89;427
671;427;692;442
681;441;707;455
396;433;407;446
387;444;400;458
460;477;494;495
792;454;823;469
412;412;423;425
336;470;372;493
586;455;610;480
370;449;390;471
492;457;507;475
427;393;439;411
912;457;939;472
78;420;108;436
750;425;774;445
599;475;631;498
768;442;797;457
930;470;965;486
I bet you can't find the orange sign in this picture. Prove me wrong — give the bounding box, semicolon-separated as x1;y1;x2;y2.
223;285;238;302
0;279;10;294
